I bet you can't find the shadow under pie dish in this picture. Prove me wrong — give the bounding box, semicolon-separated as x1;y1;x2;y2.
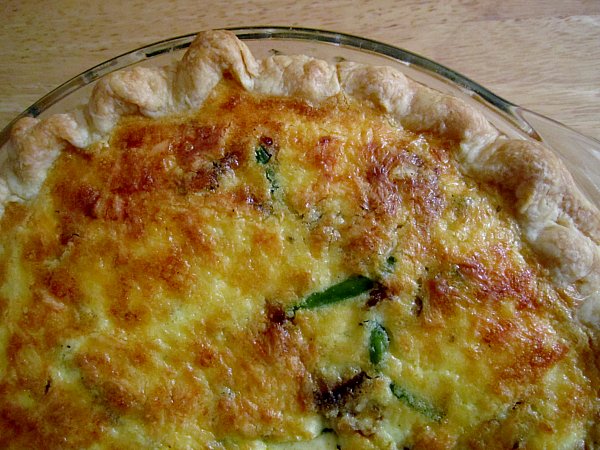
0;28;598;449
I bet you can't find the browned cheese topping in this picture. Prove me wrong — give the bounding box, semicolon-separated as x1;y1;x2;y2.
0;79;598;449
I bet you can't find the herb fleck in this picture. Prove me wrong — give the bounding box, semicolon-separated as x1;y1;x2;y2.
255;144;272;164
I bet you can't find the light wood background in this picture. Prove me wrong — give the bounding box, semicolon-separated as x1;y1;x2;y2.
1;0;599;140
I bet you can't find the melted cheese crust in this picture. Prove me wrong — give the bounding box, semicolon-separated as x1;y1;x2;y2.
0;80;598;449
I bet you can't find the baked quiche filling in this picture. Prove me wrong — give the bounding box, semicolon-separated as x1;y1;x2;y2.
0;78;597;449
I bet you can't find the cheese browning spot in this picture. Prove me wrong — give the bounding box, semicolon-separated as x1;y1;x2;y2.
0;79;597;449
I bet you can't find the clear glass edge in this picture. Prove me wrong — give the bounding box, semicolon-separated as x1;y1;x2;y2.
2;26;534;144
2;26;599;201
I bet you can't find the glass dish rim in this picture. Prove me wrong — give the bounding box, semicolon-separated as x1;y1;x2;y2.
0;25;538;144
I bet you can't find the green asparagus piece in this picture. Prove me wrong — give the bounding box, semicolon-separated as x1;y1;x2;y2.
296;276;375;311
369;322;389;365
390;383;444;422
255;145;272;164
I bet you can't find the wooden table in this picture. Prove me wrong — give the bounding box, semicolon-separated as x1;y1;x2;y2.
1;0;599;140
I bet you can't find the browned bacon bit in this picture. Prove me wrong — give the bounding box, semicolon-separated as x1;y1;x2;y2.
413;295;424;317
188;166;219;192
315;371;370;414
186;151;245;193
260;136;273;147
265;302;288;325
366;282;389;307
219;151;242;171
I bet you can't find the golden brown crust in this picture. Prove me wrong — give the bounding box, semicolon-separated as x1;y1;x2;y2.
173;29;258;108
255;55;340;102
0;113;90;212
88;66;174;134
463;138;600;331
2;29;599;333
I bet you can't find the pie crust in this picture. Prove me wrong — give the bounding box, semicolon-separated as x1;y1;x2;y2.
3;29;598;336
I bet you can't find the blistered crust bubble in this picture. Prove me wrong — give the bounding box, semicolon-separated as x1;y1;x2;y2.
173;29;259;108
254;55;340;102
2;29;599;332
88;66;174;134
338;62;415;117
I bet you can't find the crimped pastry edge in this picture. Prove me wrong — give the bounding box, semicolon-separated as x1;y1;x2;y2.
1;29;599;334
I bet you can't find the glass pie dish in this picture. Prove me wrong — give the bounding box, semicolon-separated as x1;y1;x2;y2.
1;26;599;207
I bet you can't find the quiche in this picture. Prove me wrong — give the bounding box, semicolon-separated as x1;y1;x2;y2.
0;30;599;449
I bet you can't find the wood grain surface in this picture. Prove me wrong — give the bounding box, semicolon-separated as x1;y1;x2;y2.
1;0;599;140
